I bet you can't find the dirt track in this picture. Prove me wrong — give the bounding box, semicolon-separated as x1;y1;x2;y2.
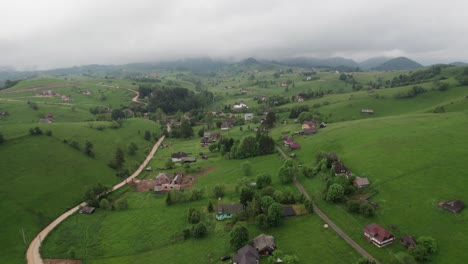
0;82;80;94
26;136;166;264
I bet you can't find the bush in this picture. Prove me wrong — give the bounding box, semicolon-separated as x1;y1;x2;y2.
213;184;226;198
188;208;201;224
346;200;361;213
99;198;111;210
191;222;207;238
115;198;129;210
359;203;375;217
256;173;272;189
230;222;249;249
326;184;344;203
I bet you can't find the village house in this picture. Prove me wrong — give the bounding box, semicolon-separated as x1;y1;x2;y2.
280;81;288;87
319;122;327;128
221;121;231;131
363;223;396;248
333;161;352;177
37;90;57;96
233;245;259;264
297;96;305;102
200;132;220;146
244;113;254;121
155;173;172;185
181;157;197;163
171;152;188;162
216;204;245;221
302;120;317;135
438;199;465;213
155;183;181;193
261;95;268;101
400;235;417;249
283;137;295;147
354;177;370;188
61;95;72;101
253;234;276;256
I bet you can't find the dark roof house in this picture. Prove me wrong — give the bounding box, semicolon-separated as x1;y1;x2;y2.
302;120;317;134
439;199;465;213
233;245;259;264
79;206;95;214
216;204;245;220
253;234;276;256
333;161;351;176
363;223;396;247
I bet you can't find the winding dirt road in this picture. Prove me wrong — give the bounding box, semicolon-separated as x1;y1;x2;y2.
26;136;166;264
275;145;379;263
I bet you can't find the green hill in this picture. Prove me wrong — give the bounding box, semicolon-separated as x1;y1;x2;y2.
374;57;424;71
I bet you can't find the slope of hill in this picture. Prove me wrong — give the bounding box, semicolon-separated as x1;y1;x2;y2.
276;57;360;70
450;61;468;66
374;57;423;71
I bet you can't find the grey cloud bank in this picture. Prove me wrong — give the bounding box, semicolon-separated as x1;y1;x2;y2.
1;0;467;70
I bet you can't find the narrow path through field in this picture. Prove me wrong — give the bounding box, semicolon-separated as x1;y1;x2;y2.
26;136;166;264
275;145;379;263
94;84;144;105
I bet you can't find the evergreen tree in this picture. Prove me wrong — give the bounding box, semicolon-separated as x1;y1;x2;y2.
114;147;125;170
85;140;95;157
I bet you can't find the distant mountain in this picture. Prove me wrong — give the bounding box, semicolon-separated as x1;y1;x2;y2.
275;57;360;70
449;62;468;66
241;57;260;65
373;57;423;71
359;57;393;70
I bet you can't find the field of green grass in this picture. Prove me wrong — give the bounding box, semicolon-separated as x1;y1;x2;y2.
290;112;468;263
0;118;161;263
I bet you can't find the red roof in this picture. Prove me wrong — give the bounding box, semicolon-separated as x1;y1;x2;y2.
363;224;394;243
283;137;295;143
289;143;301;150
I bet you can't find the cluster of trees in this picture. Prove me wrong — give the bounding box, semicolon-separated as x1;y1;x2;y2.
182;208;208;239
27;101;39;110
99;197;129;211
108;147;129;178
278;159;301;184
145;86;214;113
268;95;290;106
168;120;194;138
2;79;22;89
458;67;468;85
227;133;275;159
394;86;428;99
289;105;310;118
84;183;111;207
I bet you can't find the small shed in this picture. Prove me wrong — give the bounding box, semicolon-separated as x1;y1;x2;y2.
79;206;95;214
181;157;197;163
439;199;465;213
400;235;417;248
253;234;276;256
354;177;370;188
283;206;296;217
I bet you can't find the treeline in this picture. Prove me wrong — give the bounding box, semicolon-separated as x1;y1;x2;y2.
390;65;446;87
394;86;427;99
209;129;275;159
140;85;214;113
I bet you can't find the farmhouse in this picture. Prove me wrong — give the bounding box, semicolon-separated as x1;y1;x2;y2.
438;199;465;213
363;223;396;247
155;173;172;185
302;120;317;134
171;152;188;162
354;177;370;188
253;234;276;256
233;102;248;109
297;96;305;102
79;206;95;214
181;157;197;163
400;235;417;249
280;81;288;87
244;113;254;121
233;245;259;264
361;109;375;114
283;137;295;147
333;161;352;176
155;183;181;193
216;204;245;220
61;95;72;101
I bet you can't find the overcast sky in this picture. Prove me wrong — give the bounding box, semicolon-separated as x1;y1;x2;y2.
1;0;467;70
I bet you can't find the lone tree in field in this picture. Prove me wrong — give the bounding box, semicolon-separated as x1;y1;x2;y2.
241;161;253;176
85;140;95;157
144;130;151;141
188;208;201;224
207;200;214;213
213;184;226;198
113;147;125;170
0;132;4;144
230;222;249;249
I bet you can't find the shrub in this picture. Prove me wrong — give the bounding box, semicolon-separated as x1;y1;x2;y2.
359;203;375;217
115;198;129;210
192;223;208;238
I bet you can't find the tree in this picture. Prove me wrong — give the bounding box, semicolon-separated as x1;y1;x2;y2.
410;236;438;262
359;203;375;217
230;222;249;249
256;173;272;189
144;130;151;141
297;111;314;123
0;132;4;144
180;120;194;138
241;161;253;176
256;213;268;229
127;142;138;155
198;127;205;137
192;222;208;238
99;198;111;210
213;184;226;198
111;109;125;120
240;187;255;206
115;198;128;210
267;202;284;227
346;200;361;213
113;147;125;170
236;137;258;159
166;192;172;205
261;196;275;211
304;200;314;213
207;200;214;213
278;159;298;184
85;140;95;157
264;112;276;128
326;184;344;202
188;208;201;224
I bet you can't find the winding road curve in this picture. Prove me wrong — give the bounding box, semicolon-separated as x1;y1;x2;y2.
26;136;166;264
275;145;379;264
